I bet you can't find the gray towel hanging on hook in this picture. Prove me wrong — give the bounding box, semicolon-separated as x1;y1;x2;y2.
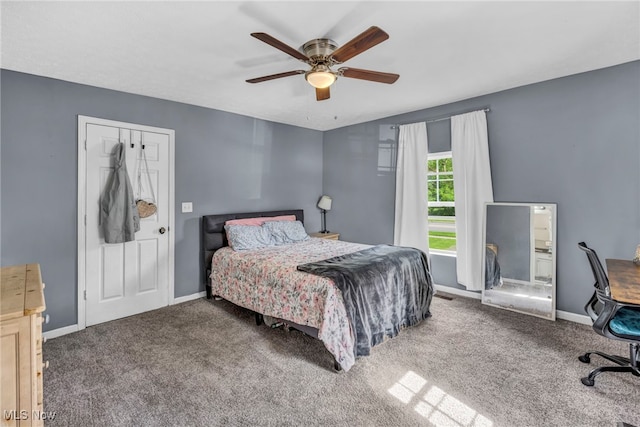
100;142;140;243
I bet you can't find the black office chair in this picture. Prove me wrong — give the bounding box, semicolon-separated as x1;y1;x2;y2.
577;242;640;386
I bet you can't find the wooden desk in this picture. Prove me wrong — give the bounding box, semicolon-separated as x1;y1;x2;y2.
606;259;640;305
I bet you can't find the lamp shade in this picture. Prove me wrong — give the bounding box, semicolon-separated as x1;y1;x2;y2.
317;195;332;211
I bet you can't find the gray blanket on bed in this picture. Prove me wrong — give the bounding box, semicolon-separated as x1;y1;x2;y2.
297;244;433;357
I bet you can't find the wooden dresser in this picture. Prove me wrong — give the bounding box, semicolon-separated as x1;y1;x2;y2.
1;264;46;426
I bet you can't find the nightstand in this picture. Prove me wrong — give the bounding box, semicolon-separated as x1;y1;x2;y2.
310;232;340;240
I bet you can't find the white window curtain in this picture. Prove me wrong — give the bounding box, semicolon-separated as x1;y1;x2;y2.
394;122;430;257
451;110;493;291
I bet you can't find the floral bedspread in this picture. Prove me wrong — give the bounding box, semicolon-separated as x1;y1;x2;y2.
209;238;369;371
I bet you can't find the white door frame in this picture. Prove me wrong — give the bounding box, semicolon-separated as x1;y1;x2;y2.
77;115;175;331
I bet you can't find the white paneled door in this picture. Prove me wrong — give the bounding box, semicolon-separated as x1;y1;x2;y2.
79;117;174;327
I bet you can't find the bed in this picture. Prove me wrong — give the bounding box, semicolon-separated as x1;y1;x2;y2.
202;209;434;371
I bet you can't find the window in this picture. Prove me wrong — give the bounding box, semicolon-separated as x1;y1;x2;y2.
428;152;456;254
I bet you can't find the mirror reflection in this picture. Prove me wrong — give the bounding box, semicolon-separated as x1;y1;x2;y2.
482;203;557;320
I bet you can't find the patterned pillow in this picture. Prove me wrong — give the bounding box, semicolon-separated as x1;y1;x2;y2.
224;224;274;251
263;220;309;245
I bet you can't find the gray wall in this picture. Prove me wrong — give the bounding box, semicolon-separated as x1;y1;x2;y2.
2;60;638;329
323;60;640;315
1;70;323;331
486;204;530;281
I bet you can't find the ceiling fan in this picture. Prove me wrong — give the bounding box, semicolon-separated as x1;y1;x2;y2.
246;26;399;101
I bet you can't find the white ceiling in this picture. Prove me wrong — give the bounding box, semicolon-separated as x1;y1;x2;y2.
2;1;639;131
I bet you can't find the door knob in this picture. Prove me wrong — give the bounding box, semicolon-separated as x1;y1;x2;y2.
159;227;166;234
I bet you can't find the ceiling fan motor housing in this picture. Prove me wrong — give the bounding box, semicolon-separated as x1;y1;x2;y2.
300;39;338;64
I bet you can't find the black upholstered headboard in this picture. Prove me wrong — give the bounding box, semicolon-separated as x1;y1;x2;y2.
201;209;304;293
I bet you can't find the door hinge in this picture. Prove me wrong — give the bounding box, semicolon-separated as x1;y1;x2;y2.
84;139;87;150
84;290;87;300
84;214;87;226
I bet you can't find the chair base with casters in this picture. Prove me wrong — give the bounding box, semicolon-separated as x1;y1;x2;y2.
578;342;640;386
577;242;640;387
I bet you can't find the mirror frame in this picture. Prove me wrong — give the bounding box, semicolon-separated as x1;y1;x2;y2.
481;202;557;320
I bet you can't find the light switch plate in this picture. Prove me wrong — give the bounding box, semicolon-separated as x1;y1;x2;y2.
181;202;193;213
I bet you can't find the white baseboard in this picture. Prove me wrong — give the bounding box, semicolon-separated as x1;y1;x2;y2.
556;310;592;325
434;284;592;325
172;291;206;305
434;284;482;300
43;292;206;340
43;324;78;340
41;290;591;340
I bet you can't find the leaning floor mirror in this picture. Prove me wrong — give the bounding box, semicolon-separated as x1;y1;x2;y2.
482;202;557;320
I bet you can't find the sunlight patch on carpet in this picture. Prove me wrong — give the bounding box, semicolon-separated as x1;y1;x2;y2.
388;371;493;427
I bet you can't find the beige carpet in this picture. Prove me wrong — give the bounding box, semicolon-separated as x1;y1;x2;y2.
43;294;639;426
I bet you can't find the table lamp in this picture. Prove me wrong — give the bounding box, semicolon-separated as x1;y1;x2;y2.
317;195;332;233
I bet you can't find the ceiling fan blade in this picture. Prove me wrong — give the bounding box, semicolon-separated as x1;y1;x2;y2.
330;26;389;64
339;67;399;84
246;70;306;83
316;87;330;101
251;32;309;62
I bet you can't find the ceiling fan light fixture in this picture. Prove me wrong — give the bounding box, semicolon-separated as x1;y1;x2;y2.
305;65;336;89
